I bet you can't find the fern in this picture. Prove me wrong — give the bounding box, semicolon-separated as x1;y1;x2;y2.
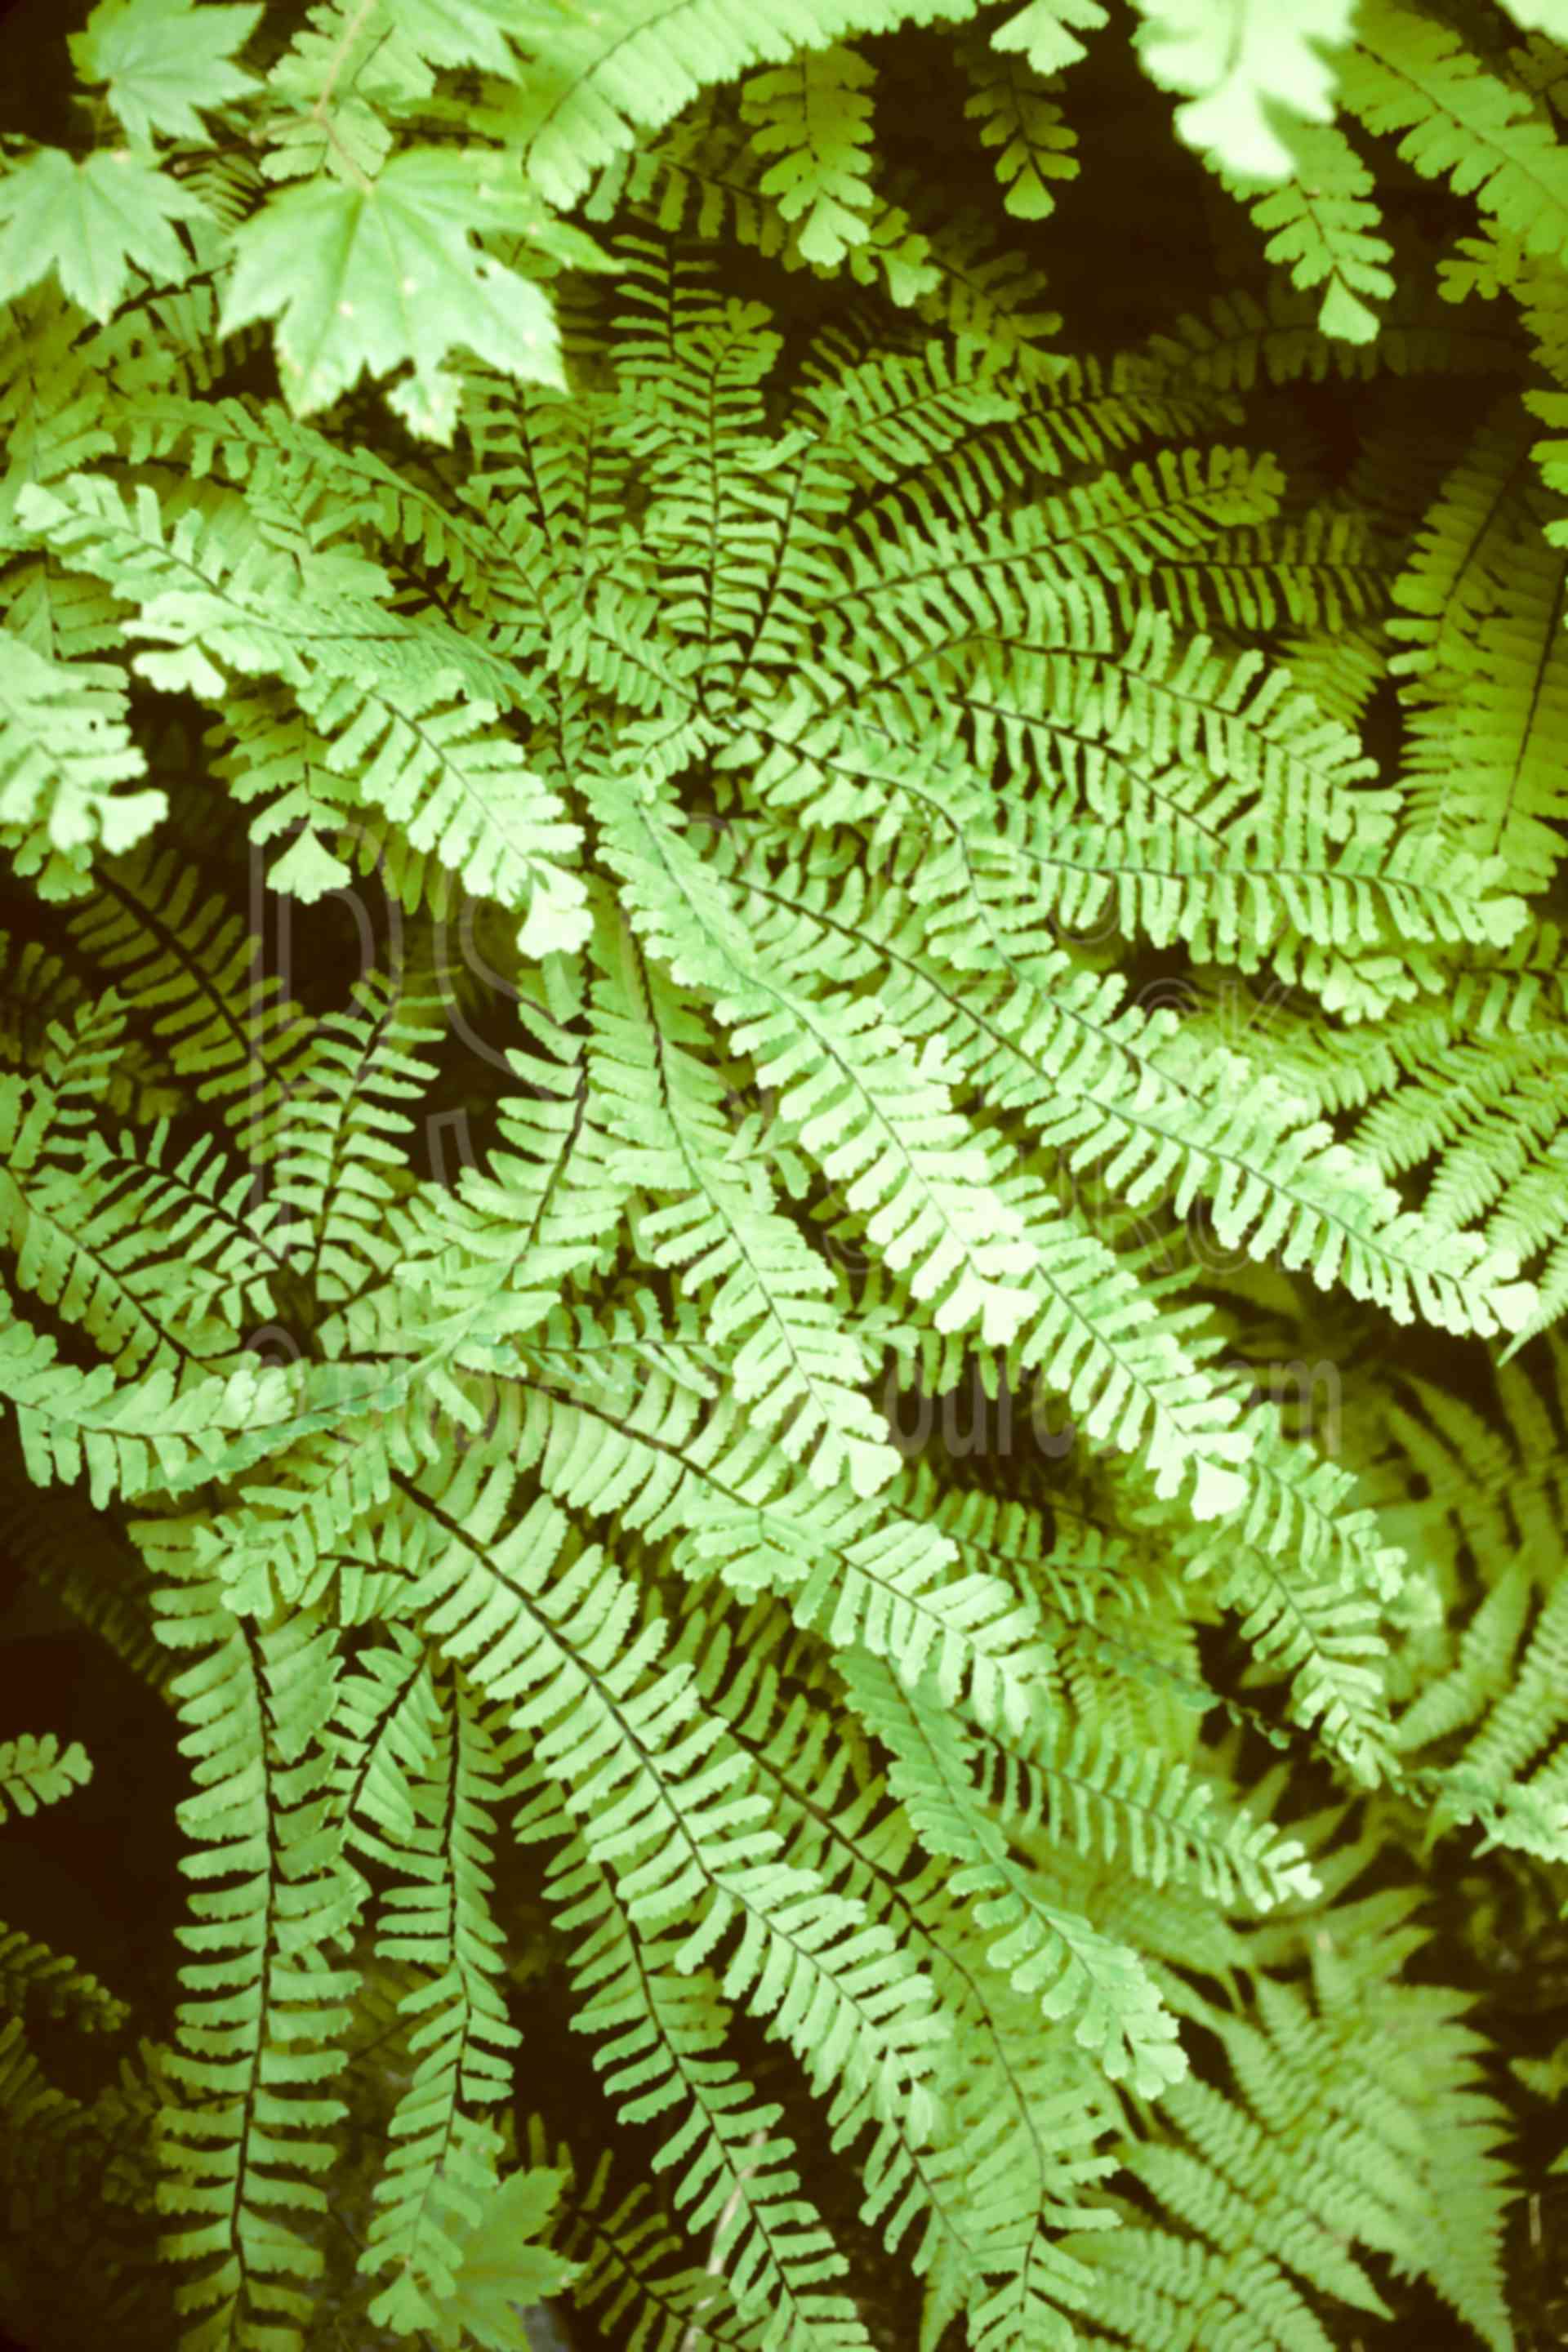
6;4;1568;2349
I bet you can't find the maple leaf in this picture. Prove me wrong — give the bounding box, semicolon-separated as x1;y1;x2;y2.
220;147;568;434
428;2167;576;2351
0;146;203;319
71;0;261;146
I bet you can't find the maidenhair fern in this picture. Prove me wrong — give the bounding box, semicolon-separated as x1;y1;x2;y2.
4;2;1568;2350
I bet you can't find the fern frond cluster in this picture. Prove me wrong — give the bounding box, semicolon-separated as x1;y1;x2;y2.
5;2;1568;2349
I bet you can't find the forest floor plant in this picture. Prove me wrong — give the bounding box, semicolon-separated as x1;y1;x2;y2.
4;0;1568;2346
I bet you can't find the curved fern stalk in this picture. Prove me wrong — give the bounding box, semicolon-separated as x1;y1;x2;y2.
149;1548;358;2352
586;910;900;1497
756;608;1393;855
1343;0;1568;269
588;104;790;256
1255;966;1568;1348
972;1711;1318;1913
983;602;1387;849
942;817;1522;1002
1269;616;1391;730
327;1624;446;1893
602;776;1350;1523
605;295;798;682
181;1337;511;1618
68;1123;292;1348
506;0;989;214
599;249;854;690
357;1671;525;2336
116;392;504;610
1400;512;1568;898
542;2135;768;2351
526;1804;876;2352
1177;1420;1402;1786
711;826;1535;1368
477;1330;1054;1729
666;1591;1123;2345
256;969;443;1312
909;1465;1153;1639
892;1868;1121;2352
795;324;1020;476
463;385;641;608
0;1000;267;1382
14;470;591;959
11;472;343;695
0;1294;363;1512
402;1478;948;2131
65;840;314;1157
399;986;630;1329
795;335;1222;544
815;444;1285;674
1382;397;1532;686
826;1156;1254;1521
283;666;594;959
588;767;1043;1352
843;1653;1188;2100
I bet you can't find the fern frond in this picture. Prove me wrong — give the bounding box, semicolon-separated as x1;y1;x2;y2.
0;638;165;898
1224;121;1395;345
65;840;314;1153
1344;1;1568;267
0;1730;92;1821
153;1568;357;2352
588;916;899;1495
740;46;880;267
532;1814;875;2352
358;1674;523;2335
960;36;1079;221
845;1655;1187;2098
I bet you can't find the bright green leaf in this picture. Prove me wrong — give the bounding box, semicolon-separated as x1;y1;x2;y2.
430;2167;576;2351
1131;0;1356;179
71;0;262;146
220;147;566;430
0;147;203;320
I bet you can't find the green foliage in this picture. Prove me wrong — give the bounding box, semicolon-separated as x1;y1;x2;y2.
5;2;1568;2350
